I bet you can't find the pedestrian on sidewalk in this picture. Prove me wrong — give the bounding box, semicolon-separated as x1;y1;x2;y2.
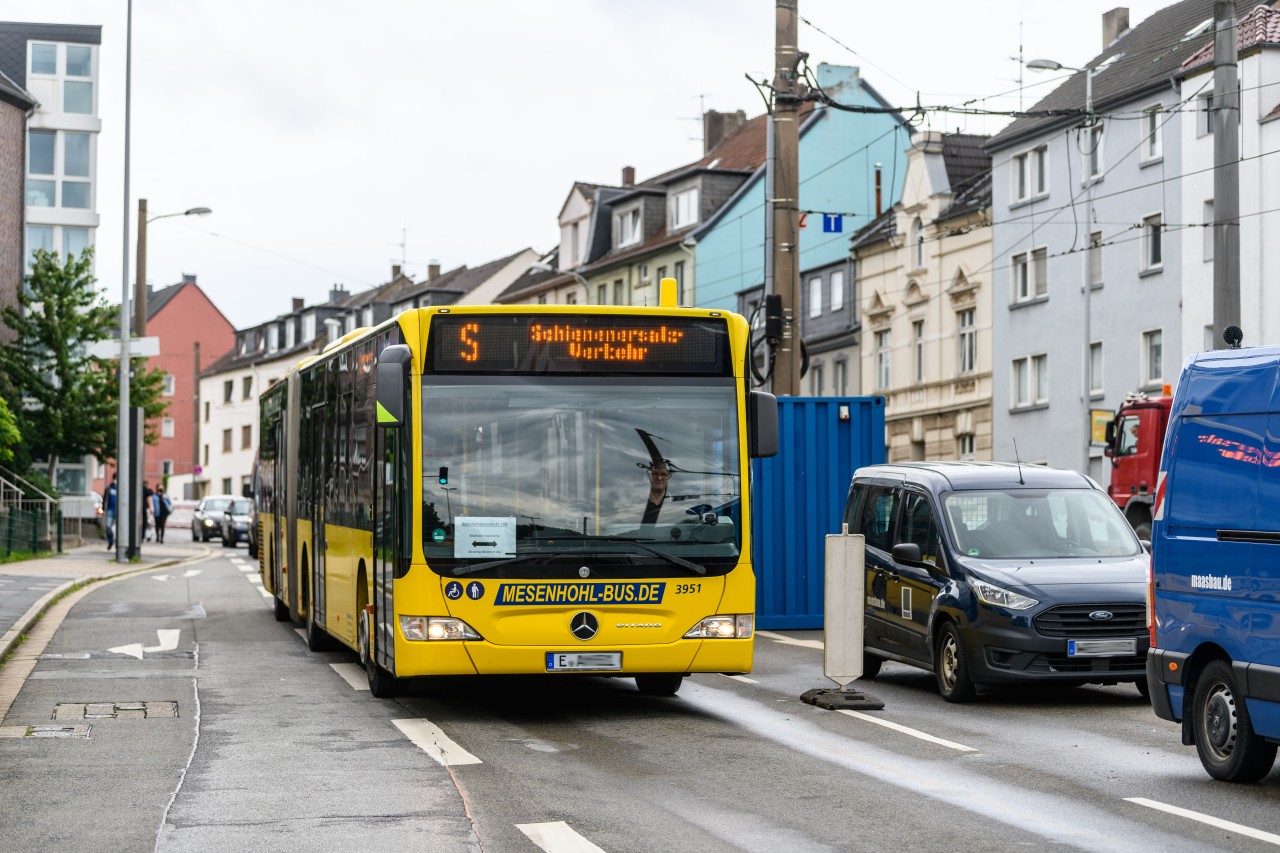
103;473;117;550
142;481;154;542
152;485;172;544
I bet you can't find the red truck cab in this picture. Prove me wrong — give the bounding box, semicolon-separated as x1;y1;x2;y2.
1103;385;1172;540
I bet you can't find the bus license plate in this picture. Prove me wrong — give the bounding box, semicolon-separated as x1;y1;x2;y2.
546;652;622;671
1068;639;1136;657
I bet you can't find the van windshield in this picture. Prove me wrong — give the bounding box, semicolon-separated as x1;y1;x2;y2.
943;489;1142;559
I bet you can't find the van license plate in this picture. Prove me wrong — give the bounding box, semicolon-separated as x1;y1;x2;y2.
546;652;622;671
1068;639;1136;657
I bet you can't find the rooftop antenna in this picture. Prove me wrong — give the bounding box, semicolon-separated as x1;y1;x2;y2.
1012;437;1026;485
680;93;714;146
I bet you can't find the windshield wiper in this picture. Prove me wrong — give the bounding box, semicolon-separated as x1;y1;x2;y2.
546;534;707;576
452;553;565;577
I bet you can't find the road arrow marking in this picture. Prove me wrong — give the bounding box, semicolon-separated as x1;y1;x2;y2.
108;629;180;659
152;576;170;582
108;643;143;659
183;569;201;578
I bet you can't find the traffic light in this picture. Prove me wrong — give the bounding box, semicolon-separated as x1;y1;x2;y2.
438;466;448;485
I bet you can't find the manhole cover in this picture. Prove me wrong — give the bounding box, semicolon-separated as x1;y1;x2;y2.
53;701;178;720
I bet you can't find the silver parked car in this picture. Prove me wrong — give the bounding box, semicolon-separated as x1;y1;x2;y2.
192;495;236;542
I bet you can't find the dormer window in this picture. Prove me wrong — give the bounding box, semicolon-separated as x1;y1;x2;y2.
616;208;641;247
302;313;316;341
267;325;279;352
671;187;699;229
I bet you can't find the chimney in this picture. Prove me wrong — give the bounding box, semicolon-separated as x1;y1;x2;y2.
328;284;347;303
182;273;197;284
702;109;747;155
292;298;304;313
428;262;441;281
1103;7;1129;49
391;264;401;280
622;166;635;187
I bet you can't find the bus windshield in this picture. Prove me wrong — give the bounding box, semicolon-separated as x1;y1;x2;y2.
421;376;742;577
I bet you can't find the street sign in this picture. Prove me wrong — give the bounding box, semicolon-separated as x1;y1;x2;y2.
193;465;202;475
85;337;160;359
822;214;843;233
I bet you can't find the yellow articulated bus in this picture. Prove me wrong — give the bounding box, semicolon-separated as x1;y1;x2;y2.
256;280;777;697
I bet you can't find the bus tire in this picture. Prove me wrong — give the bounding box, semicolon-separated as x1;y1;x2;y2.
635;674;683;696
305;598;331;652
935;622;978;703
1193;660;1277;782
359;606;399;698
272;593;289;623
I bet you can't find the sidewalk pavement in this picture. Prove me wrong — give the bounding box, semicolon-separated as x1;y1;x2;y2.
0;537;212;662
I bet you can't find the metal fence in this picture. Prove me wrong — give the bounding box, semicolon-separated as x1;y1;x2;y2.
0;500;59;556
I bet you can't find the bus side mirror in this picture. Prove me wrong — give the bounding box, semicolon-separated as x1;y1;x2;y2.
748;391;778;458
375;344;412;429
241;484;253;499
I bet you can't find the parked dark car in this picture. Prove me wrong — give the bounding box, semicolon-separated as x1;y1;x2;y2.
192;495;236;542
220;498;253;547
844;461;1149;702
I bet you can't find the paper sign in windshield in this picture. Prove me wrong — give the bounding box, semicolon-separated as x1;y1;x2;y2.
454;516;516;558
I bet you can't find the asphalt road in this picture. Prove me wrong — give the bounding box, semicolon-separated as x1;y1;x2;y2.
2;548;1278;852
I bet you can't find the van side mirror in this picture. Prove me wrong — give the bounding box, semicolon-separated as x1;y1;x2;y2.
375;345;412;428
748;391;778;458
891;542;923;565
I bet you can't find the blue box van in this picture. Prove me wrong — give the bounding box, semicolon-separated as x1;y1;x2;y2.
1147;346;1280;782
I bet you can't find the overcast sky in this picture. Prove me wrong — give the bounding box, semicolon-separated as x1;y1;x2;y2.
8;0;1170;329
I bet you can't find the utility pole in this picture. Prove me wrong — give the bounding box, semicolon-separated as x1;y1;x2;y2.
192;340;200;500
770;0;804;396
135;198;147;336
1212;0;1240;344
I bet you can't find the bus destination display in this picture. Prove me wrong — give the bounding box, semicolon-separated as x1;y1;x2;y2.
428;314;730;375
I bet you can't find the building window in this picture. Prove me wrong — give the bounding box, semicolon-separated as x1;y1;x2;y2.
63;227;89;260
222;478;233;495
957;434;976;460
1090;231;1103;285
302;314;316;341
565;292;577;305
24;225;53;274
285;321;296;349
161;459;174;477
597;284;607;305
834;359;848;395
957;309;976;374
1198;92;1214;137
1087;124;1104;178
63;45;94;114
267;326;279;352
537;294;547;304
674;261;686;304
913;320;926;384
1143;329;1163;386
912;217;925;268
242;377;252;399
809;363;824;395
1203;201;1214;262
616;208;641;247
161;417;175;439
162;375;176;396
613;280;624;305
656;265;667;286
638;264;649;283
223;381;233;404
875;330;892;391
671;187;699;229
830;270;844;312
204;401;210;422
1090;341;1103;395
1142;105;1162;160
1012;247;1048;302
242;424;252;449
1012;144;1048;201
1012;354;1048;407
809;276;822;318
1142;213;1163;270
30;43;56;75
361;307;373;327
222;429;232;452
203;445;209;466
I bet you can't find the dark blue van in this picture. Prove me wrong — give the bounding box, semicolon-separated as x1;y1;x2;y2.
1147;346;1280;782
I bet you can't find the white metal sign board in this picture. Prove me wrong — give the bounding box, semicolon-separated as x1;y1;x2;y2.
824;531;865;688
454;516;517;558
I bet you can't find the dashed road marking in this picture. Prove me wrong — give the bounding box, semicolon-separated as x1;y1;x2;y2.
517;821;606;853
392;719;482;767
182;569;201;578
722;674;758;684
257;588;271;599
1125;798;1280;846
837;709;977;752
238;566;254;573
329;663;369;691
152;576;170;582
756;630;824;650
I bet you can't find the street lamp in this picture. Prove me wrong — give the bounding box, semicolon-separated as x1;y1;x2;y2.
136;202;212;335
1028;58;1100;476
530;263;592;304
440;486;456;529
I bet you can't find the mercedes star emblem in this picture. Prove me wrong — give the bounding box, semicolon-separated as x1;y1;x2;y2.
570;611;599;641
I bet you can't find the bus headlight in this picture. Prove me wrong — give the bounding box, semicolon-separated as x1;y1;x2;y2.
400;616;481;641
684;614;753;639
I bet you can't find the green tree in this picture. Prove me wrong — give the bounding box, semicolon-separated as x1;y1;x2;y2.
0;394;22;464
0;247;168;483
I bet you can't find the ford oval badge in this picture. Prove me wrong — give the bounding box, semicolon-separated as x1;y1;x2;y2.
1088;610;1114;621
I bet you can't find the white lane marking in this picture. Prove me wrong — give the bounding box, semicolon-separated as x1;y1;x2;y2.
294;629;307;641
229;558;245;565
756;630;824;650
1125;798;1280;846
248;576;263;585
722;674;758;684
183;569;201;578
109;629;180;659
238;566;254;573
258;589;272;599
837;709;977;753
393;719;482;767
329;663;369;691
152;575;170;582
516;821;606;853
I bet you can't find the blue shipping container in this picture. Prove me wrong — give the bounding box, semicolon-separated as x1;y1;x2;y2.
752;396;885;629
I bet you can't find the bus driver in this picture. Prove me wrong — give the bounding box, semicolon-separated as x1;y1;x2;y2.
642;460;670;525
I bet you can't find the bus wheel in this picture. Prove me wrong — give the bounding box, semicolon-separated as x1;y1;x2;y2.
360;606;399;698
305;596;331;652
1193;660;1277;782
635;674;683;696
272;594;289;623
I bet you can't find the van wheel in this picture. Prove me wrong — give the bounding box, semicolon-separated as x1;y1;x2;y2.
935;622;978;703
860;652;884;680
1135;678;1150;701
1193;660;1277;782
635;674;683;696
